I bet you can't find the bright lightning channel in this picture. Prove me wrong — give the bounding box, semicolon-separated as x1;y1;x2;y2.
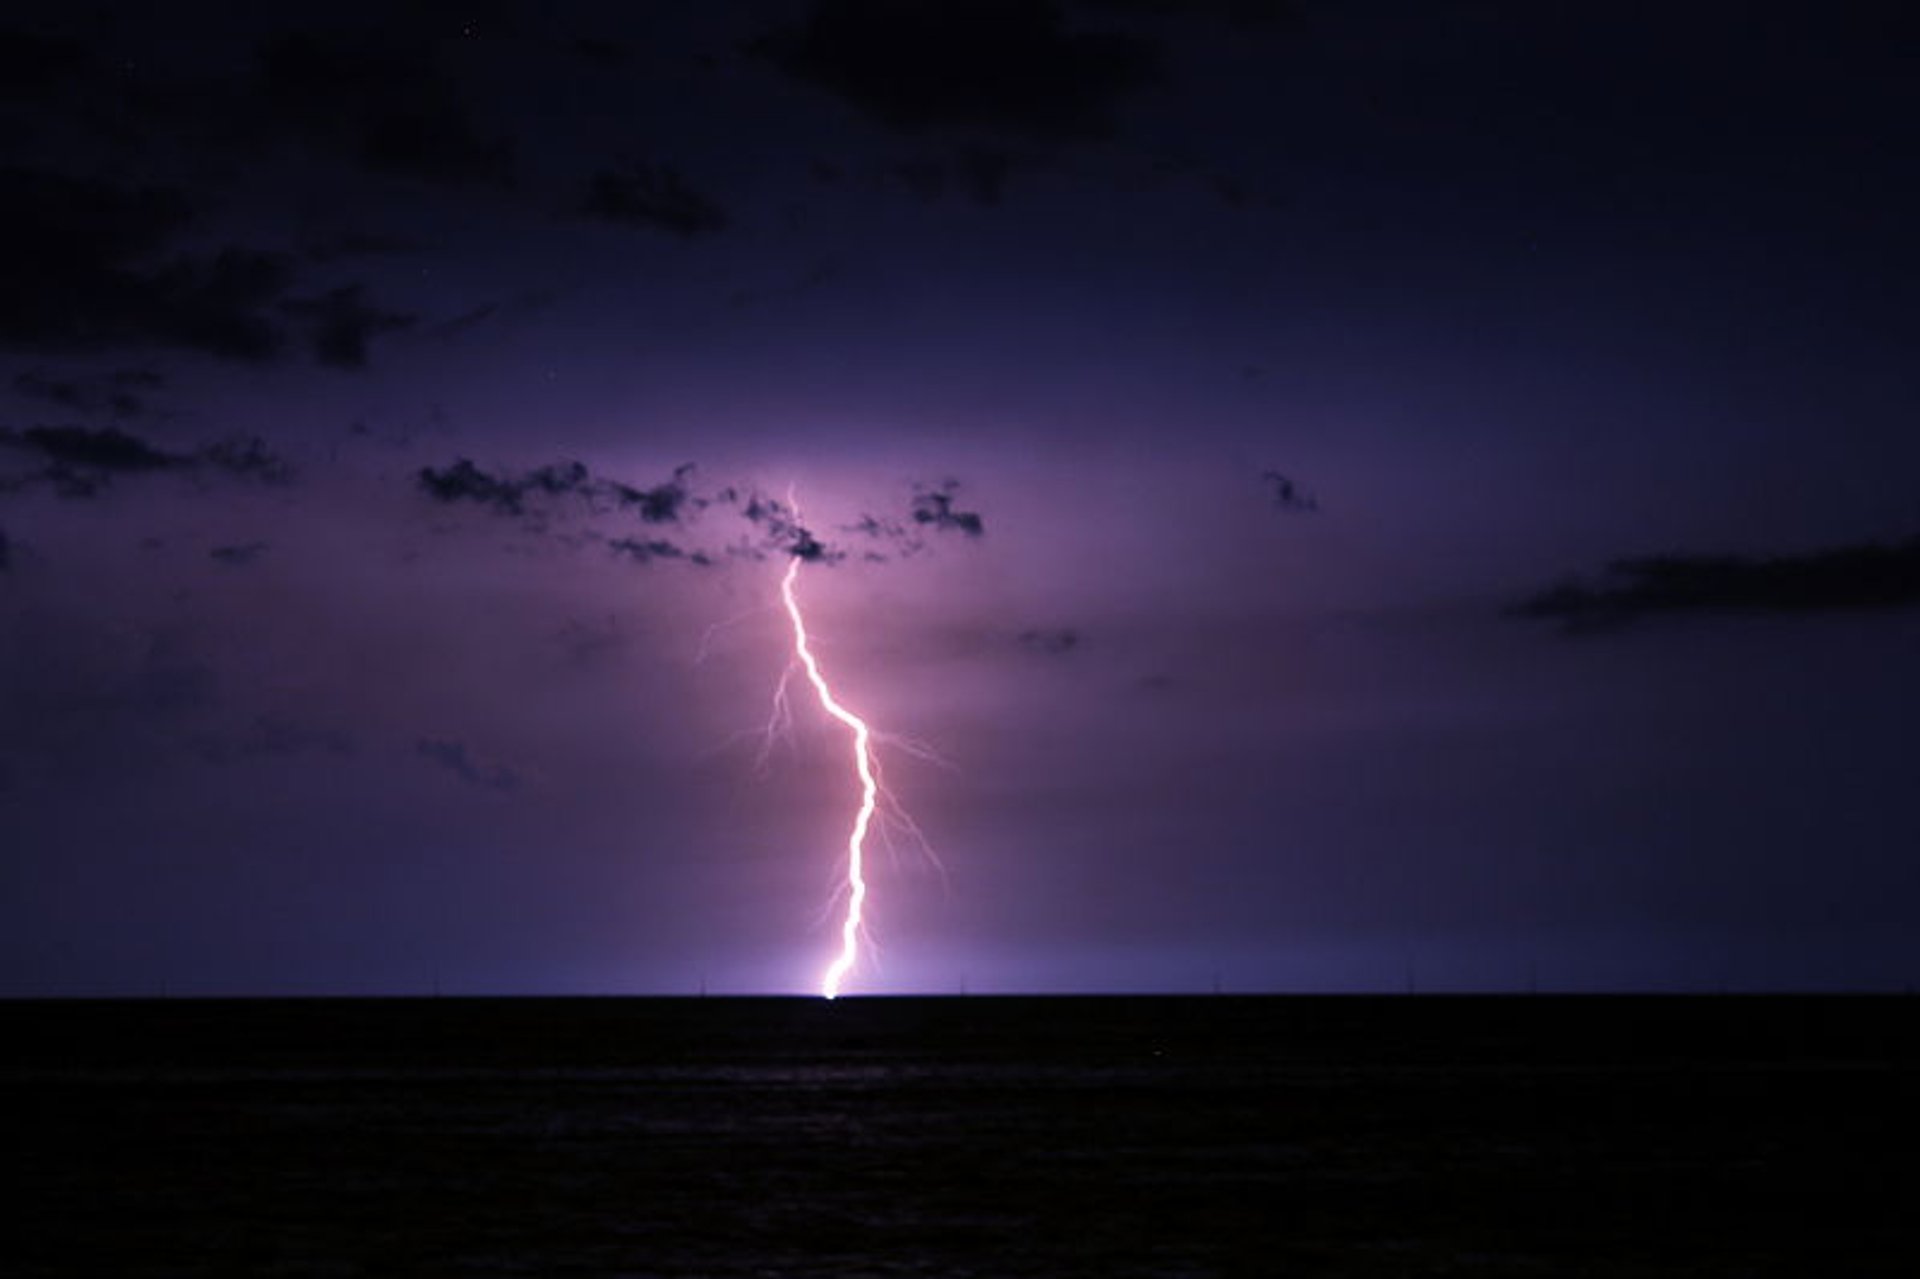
778;555;877;999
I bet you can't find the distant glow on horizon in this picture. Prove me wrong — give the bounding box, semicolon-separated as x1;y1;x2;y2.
779;555;877;999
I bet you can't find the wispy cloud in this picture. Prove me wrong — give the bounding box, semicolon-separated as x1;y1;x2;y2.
416;738;519;791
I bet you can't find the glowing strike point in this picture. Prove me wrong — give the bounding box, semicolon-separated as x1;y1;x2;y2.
778;555;877;999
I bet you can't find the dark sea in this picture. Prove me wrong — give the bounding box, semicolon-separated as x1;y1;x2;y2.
4;995;1914;1276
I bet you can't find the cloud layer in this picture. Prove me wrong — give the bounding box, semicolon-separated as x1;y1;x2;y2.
748;0;1161;141
1515;537;1920;628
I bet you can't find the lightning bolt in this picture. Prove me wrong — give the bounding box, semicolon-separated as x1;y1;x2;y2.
778;555;876;999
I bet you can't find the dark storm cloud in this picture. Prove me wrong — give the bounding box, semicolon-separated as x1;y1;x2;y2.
425;289;559;339
208;542;268;567
416;738;518;791
1075;0;1298;25
417;458;565;515
910;481;985;536
1515;537;1920;629
571;37;627;68
116;369;168;393
279;285;416;368
615;464;698;523
606;536;689;564
874;146;1021;205
1262;469;1318;513
1018;626;1081;655
954;145;1017;204
552;615;627;669
0;167;410;368
877;155;948;203
0;626;223;775
417;462;984;569
254;31;514;187
0;426;293;497
581;163;729;237
197;436;295;485
122;634;220;720
2;426;183;475
738;491;839;563
301;231;424;263
11;372;87;413
0;167;290;362
1208;173;1257;208
726;260;839;311
724;481;988;565
194;714;355;764
417;458;701;522
842;510;913;559
429;302;502;338
844;512;896;540
13;369;168;419
0;25;86;104
746;0;1162;142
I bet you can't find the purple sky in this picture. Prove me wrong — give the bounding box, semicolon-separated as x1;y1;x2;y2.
4;1;1918;995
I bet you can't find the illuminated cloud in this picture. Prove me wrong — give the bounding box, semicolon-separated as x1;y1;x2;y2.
413;460;983;570
736;490;836;563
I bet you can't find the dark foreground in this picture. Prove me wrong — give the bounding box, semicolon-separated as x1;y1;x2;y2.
4;996;1915;1277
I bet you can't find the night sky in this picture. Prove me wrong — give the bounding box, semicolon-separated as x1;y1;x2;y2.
4;1;1917;997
